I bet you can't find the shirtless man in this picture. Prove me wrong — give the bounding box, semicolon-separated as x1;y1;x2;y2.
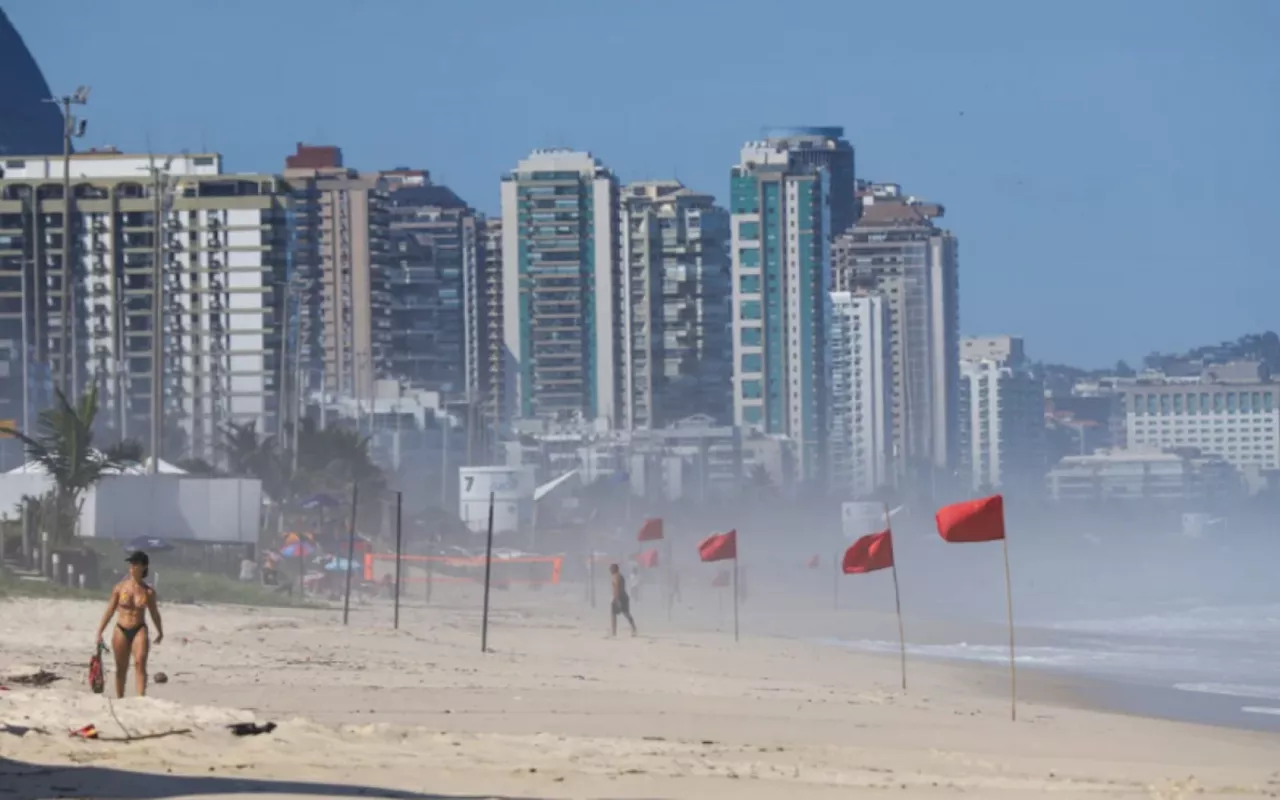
95;551;164;698
609;563;637;637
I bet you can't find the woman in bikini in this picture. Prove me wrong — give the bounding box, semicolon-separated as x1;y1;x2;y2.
94;551;164;697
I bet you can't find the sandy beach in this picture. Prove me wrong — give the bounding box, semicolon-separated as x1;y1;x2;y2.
2;587;1279;799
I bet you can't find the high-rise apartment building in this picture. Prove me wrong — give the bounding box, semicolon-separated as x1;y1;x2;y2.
747;127;857;237
500;149;620;424
0;151;291;461
958;336;1045;492
832;182;960;491
729;145;833;485
478;217;504;421
829;291;894;498
283;143;392;403
619;180;732;429
381;169;478;395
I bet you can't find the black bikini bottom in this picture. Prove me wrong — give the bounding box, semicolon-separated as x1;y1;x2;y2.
116;622;146;645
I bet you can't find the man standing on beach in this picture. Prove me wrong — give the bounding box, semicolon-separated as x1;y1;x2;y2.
609;563;637;637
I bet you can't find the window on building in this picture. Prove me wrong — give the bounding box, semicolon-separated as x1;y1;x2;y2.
738;248;760;267
743;405;763;424
1214;393;1224;413
738;221;760;240
741;353;762;373
1227;393;1238;413
739;275;761;294
741;327;762;346
742;379;763;399
1134;394;1144;415
740;300;762;320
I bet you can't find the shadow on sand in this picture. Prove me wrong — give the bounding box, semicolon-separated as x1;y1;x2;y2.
0;755;558;800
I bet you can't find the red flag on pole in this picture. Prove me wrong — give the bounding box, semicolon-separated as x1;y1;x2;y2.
806;554;821;569
637;517;664;542
842;531;894;574
697;530;737;562
935;495;1006;543
935;493;1016;721
632;548;660;568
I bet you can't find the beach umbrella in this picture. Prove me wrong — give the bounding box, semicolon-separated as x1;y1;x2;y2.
127;536;175;553
300;493;341;511
280;540;316;559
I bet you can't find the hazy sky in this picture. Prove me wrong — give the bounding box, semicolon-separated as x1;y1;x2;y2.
7;0;1278;367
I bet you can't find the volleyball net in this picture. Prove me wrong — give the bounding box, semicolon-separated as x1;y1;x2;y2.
363;552;563;587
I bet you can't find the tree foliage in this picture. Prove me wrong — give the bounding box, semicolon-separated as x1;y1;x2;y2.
0;387;142;543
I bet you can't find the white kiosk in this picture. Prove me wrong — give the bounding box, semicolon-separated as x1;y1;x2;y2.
459;466;535;536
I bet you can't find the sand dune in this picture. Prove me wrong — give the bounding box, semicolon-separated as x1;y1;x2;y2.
2;591;1278;799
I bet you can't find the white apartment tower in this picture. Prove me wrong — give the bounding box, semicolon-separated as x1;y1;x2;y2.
0;150;291;461
958;336;1046;492
829;291;894;498
500;149;621;424
619;180;732;429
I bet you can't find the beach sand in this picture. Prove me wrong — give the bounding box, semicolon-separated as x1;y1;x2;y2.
2;588;1278;799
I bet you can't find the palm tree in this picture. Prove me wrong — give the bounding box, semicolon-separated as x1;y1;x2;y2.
0;387;142;543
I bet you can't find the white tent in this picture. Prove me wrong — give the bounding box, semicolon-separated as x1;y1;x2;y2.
6;456;187;476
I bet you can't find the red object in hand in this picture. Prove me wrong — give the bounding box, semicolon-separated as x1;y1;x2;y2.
88;652;105;695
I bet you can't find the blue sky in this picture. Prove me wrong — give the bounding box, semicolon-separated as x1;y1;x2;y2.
7;0;1278;367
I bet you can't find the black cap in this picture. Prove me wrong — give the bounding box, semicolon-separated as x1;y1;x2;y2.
125;551;149;566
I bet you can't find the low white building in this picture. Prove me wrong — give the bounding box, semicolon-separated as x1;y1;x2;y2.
1123;363;1279;472
1046;446;1239;504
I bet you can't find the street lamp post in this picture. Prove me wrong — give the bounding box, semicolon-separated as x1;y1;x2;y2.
45;86;89;397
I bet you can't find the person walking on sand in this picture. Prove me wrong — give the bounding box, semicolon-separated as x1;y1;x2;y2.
609;563;637;637
94;551;164;698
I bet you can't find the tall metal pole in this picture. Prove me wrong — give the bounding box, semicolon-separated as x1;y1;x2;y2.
392;491;403;630
149;166;164;474
19;241;30;434
480;491;495;653
342;483;360;626
60;100;72;396
440;414;449;509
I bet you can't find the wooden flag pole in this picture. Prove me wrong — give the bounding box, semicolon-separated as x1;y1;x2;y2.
480;491;495;653
341;484;359;626
832;551;839;610
890;562;907;692
732;557;740;643
884;502;906;691
1002;536;1017;721
665;537;673;621
392;492;403;630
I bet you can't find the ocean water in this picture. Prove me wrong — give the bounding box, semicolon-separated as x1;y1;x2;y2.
826;602;1280;730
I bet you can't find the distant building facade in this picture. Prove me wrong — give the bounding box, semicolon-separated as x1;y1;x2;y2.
729;140;833;486
828;291;894;498
1046;446;1240;504
832;182;960;492
500;149;621;424
958;336;1045;492
284;143;392;403
1122;362;1279;472
619;180;732;429
0;151;291;461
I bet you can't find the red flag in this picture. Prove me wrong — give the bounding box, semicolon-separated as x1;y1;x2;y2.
711;569;731;587
697;530;737;562
807;554;821;569
637;517;664;542
936;495;1006;543
632;548;660;568
842;531;894;574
